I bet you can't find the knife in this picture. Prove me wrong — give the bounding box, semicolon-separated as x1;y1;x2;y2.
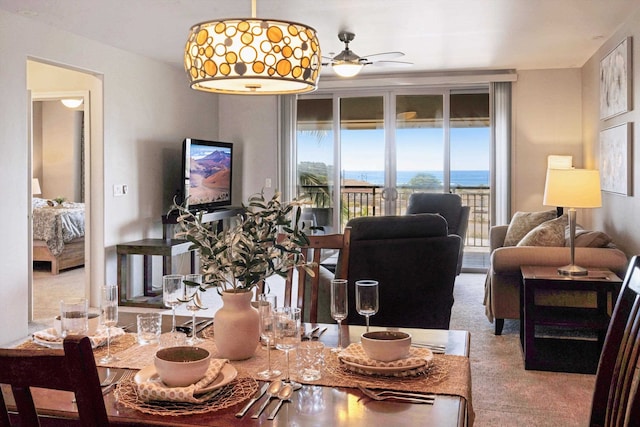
195;319;214;334
235;382;269;418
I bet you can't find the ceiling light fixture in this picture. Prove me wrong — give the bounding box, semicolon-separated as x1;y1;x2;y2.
61;98;83;109
330;32;364;77
184;0;321;95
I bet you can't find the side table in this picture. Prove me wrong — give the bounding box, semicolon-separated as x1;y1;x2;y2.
520;266;622;374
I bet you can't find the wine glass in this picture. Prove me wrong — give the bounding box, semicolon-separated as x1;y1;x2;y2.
330;279;348;353
184;274;204;345
99;284;119;364
356;280;379;332
162;274;185;340
274;306;301;390
257;294;281;380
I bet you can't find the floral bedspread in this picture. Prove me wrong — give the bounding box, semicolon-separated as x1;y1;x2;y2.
32;198;85;256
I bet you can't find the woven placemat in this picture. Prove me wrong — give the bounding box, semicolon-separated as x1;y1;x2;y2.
115;376;258;416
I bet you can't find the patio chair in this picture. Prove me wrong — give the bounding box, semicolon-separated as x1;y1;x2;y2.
406;192;470;275
344;214;460;329
0;335;109;426
284;228;351;323
589;255;640;426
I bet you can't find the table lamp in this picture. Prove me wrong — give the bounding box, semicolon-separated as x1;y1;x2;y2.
543;168;602;276
32;178;41;196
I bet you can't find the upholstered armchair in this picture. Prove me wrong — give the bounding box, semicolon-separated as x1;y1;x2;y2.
342;214;461;329
406;193;470;275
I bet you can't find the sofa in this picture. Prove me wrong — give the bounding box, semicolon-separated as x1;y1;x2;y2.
484;210;628;335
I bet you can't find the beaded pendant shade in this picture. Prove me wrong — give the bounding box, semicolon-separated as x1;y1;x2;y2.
184;17;321;95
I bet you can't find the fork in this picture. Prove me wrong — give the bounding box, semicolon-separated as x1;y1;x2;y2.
357;385;435;404
301;327;319;340
102;370;137;395
100;370;117;387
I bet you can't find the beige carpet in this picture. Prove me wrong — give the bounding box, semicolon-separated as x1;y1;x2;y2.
31;268;595;426
450;273;595;427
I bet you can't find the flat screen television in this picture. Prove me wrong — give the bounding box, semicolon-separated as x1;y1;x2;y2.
180;138;233;212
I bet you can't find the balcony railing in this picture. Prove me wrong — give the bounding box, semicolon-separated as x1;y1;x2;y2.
300;185;491;248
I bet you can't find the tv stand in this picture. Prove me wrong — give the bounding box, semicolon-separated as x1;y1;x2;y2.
117;206;244;308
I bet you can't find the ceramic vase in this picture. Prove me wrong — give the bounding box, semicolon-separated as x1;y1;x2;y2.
213;290;260;360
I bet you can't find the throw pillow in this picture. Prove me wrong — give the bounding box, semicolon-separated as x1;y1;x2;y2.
572;230;613;248
517;215;568;247
504;210;557;246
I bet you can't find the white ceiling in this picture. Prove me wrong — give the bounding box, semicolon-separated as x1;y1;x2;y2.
3;0;640;77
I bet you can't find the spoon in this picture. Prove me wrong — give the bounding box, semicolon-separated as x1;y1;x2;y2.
267;383;293;420
251;380;282;418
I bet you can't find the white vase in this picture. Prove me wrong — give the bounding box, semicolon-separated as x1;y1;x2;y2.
213;290;260;360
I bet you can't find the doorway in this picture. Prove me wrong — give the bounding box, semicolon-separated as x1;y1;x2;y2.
28;59;101;323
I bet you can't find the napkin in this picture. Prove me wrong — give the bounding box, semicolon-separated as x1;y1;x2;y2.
137;358;228;403
32;326;126;348
338;343;433;368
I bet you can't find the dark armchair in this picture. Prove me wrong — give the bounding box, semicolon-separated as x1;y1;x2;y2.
406;192;470;275
343;214;461;329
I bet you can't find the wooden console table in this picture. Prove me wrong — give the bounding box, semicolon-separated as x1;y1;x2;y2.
520;266;622;373
117;207;243;307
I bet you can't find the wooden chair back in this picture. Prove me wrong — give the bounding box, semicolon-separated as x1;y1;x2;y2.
284;228;351;323
590;255;640;426
0;335;109;427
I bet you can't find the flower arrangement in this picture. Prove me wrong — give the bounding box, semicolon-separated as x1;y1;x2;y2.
173;190;312;295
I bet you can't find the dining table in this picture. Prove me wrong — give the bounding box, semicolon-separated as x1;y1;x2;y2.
4;322;472;426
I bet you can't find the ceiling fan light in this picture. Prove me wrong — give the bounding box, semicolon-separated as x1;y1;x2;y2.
332;61;363;77
60;98;83;108
184;18;321;95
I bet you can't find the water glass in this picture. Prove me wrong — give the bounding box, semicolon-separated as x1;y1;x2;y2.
60;298;88;337
296;341;325;381
137;312;162;345
184;274;204;345
356;279;379;332
330;279;348;353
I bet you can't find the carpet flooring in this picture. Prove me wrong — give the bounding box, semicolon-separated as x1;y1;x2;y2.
31;268;595;426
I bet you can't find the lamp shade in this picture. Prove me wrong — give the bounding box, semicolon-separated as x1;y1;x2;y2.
184;18;321;95
32;178;41;196
543;168;602;209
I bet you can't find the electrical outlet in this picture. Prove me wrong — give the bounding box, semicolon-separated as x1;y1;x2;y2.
113;184;124;196
265;178;272;188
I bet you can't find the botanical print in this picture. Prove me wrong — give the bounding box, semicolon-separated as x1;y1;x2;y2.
600;38;631;119
600;123;630;195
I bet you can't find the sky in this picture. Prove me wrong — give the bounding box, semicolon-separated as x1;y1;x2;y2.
297;127;491;171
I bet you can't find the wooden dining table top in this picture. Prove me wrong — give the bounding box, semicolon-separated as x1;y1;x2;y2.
4;323;471;427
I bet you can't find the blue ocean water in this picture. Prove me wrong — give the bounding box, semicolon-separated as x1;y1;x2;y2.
342;170;489;187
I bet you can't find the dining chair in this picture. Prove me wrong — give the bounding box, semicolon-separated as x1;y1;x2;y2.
284;228;351;323
590;255;640;427
0;335;109;427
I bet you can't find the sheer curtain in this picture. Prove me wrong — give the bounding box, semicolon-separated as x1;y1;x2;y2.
490;82;512;226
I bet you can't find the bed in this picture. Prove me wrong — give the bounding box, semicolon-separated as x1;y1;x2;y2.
32;198;85;274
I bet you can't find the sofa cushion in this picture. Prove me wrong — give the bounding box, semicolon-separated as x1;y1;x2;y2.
503;210;557;246
573;230;613;248
517;215;568;247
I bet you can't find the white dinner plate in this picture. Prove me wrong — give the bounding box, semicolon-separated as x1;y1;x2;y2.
32;335;98;349
134;363;237;395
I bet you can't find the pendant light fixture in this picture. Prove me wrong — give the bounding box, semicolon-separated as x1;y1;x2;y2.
184;0;321;95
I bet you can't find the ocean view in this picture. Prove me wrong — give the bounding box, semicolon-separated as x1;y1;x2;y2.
342;170;489;187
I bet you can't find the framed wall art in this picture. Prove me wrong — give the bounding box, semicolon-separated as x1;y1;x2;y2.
600;37;632;120
600;122;632;195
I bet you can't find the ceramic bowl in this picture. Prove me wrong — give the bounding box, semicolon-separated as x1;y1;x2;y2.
54;312;100;336
361;331;412;362
154;346;211;387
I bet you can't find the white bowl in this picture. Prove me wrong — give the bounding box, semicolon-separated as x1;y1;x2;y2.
54;312;100;336
154;346;211;387
361;331;412;362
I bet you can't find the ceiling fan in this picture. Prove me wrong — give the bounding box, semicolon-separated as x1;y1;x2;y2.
322;31;412;77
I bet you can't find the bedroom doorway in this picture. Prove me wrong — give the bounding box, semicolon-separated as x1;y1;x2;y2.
28;59;100;324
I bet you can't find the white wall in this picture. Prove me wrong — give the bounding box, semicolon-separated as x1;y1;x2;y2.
582;7;640;256
510;69;584;214
0;9;219;345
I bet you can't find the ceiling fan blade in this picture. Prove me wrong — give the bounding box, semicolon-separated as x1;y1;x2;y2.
360;51;405;62
369;60;413;67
